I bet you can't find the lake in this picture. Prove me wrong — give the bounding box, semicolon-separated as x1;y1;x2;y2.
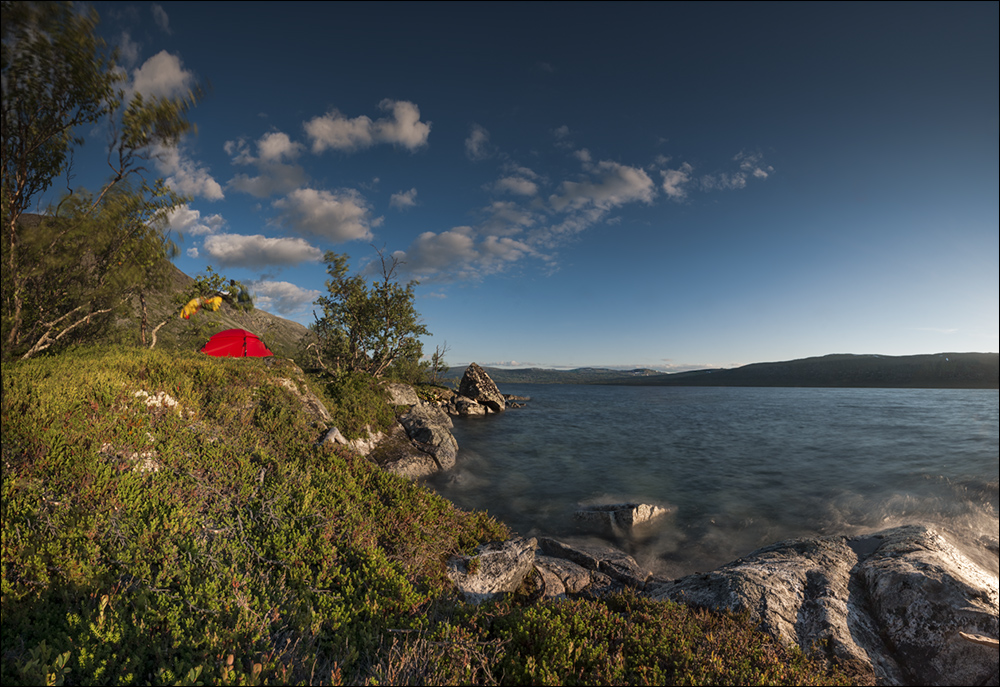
423;385;1000;579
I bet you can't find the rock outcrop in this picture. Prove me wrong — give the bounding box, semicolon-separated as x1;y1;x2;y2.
398;404;458;470
645;525;999;686
447;537;537;604
458;363;506;413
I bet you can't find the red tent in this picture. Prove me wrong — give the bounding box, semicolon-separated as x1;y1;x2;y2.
200;328;273;357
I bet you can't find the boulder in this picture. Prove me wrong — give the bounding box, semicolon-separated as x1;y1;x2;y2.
574;502;673;538
646;525;999;686
447;537;537;604
458;363;505;413
398;404;458;470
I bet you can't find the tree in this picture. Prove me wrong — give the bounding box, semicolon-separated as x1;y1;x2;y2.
2;1;199;359
313;249;429;378
429;340;451;384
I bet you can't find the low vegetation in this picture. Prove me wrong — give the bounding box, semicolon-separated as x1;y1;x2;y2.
2;346;871;685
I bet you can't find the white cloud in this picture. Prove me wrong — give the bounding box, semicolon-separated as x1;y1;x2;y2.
202;233;323;268
257;131;304;162
304;99;430;153
393;226;541;281
250;280;321;315
549;160;656;212
186;247;198;258
493;176;538;196
131;51;194;100
661;162;694;200
167;204;226;236
151;4;171;34
481;201;538;236
225;132;307;198
272;188;378;242
574;148;592;164
390;188;418;210
465;124;492;161
155;144;224;200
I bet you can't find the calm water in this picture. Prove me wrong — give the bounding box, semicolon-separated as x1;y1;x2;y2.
424;386;1000;579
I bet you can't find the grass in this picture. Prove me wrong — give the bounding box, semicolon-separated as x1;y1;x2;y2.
1;346;873;686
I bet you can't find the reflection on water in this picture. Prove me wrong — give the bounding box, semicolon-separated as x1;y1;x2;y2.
423;386;1000;579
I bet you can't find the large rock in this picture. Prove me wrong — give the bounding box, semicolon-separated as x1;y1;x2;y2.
447;537;537;604
458;363;505;413
367;421;440;479
646;525;999;686
398;404;458;470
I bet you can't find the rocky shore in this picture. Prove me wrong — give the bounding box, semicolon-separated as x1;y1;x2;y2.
314;363;998;686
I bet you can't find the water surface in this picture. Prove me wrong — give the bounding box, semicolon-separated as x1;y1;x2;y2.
424;386;999;578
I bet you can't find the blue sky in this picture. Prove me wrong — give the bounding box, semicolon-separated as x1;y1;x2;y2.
69;2;999;370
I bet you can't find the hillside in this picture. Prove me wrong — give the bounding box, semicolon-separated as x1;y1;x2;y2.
1;347;865;686
446;353;999;389
125;261;314;360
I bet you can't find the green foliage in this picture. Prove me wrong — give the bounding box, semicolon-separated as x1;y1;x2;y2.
1;346;867;686
323;370;396;440
313;250;429;378
1;1;200;360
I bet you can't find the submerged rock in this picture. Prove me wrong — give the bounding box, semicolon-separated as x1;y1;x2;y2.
645;525;999;686
574;502;673;538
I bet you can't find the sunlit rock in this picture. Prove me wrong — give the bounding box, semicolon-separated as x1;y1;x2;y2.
458;363;505;413
645;525;999;686
447;537;537;604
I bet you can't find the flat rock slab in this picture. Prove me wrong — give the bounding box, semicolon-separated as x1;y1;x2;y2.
646;525;999;686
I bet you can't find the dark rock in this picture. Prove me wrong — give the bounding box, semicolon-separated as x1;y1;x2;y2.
398;404;458;470
458;363;505;413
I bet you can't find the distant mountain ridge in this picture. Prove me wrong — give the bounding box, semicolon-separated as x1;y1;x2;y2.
445;353;999;389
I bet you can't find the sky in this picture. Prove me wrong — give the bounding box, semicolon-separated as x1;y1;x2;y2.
60;2;1000;370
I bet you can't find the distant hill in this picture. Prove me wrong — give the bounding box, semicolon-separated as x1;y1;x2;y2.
440;366;664;385
445;353;999;389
